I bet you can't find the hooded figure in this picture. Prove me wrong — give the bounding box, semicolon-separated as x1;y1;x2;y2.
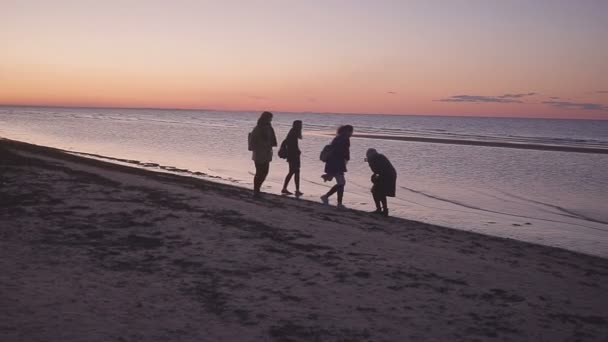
366;148;397;216
320;125;354;208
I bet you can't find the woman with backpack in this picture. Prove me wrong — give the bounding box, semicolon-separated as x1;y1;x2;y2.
280;120;303;196
320;125;354;209
249;111;277;197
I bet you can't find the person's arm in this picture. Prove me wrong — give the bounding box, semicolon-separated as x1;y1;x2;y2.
250;126;260;148
270;127;278;147
286;131;296;148
344;139;350;161
370;158;381;175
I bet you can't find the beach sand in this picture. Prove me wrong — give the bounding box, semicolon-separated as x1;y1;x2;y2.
1;138;607;341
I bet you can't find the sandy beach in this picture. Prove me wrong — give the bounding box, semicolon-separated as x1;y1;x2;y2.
1;138;607;342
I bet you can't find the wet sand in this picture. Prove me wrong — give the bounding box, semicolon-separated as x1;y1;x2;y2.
1;138;607;341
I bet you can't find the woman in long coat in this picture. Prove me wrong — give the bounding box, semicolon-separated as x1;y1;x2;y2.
249;111;277;197
366;148;397;216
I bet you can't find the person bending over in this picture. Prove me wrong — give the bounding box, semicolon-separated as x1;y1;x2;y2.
366;148;397;216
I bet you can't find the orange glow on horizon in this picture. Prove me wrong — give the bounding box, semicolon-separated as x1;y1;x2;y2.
1;1;606;119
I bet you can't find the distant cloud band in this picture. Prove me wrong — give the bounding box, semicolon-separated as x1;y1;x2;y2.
438;93;607;112
438;92;536;104
543;101;608;111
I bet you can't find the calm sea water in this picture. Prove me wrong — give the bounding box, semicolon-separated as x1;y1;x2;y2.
1;106;607;257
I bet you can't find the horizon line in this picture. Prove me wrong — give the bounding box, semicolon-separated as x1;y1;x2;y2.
1;103;606;121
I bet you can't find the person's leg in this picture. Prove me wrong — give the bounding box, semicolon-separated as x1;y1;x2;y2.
253;162;262;194
325;184;339;197
335;175;346;205
260;162;269;185
376;180;389;215
372;187;382;211
337;186;344;204
254;162;270;194
283;170;294;191
294;169;300;192
380;194;388;212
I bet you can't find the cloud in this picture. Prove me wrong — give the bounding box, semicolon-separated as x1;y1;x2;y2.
543;101;608;111
597;90;608;94
438;95;520;103
438;92;536;104
549;96;560;99
499;92;537;98
387;91;397;95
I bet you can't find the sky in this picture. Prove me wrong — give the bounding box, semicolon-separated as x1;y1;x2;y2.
1;0;607;119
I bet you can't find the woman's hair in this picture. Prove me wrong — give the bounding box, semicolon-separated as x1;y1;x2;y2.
292;120;303;139
257;111;273;126
336;124;354;136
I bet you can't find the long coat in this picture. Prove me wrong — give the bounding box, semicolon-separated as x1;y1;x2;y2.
251;124;277;163
324;135;350;175
368;153;397;197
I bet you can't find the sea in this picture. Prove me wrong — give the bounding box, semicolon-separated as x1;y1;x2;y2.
1;106;607;257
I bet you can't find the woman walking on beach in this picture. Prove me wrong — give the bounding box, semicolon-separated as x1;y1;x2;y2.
280;120;303;196
365;148;397;217
248;111;277;197
320;125;353;209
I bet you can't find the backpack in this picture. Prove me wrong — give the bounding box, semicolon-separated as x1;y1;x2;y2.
278;139;288;159
319;144;333;162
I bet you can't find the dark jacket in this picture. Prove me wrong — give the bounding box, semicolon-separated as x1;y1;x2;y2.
368;153;397;197
284;128;301;162
251;123;277;163
324;135;350;175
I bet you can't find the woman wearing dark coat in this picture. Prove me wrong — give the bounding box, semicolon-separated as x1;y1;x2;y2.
281;120;303;196
320;125;353;209
366;148;397;216
249;111;277;197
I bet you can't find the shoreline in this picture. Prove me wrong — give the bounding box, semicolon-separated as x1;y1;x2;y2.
351;134;608;154
5;137;606;258
2;137;606;258
1;137;607;341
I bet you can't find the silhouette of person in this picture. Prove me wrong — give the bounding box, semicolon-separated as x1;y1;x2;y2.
281;120;303;196
366;148;397;216
320;125;353;209
249;111;277;197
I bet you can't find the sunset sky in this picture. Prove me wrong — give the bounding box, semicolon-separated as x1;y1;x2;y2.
1;0;607;119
